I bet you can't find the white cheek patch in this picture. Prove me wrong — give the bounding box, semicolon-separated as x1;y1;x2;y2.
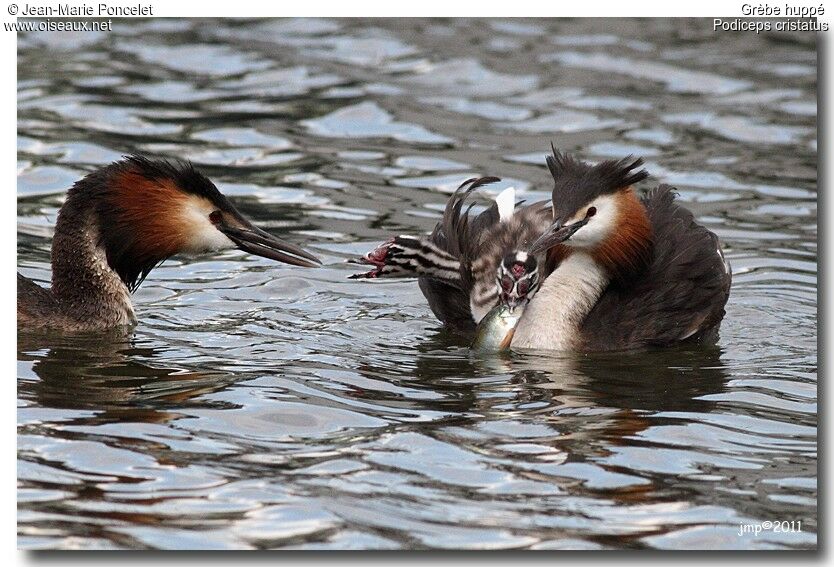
567;193;617;247
179;196;235;253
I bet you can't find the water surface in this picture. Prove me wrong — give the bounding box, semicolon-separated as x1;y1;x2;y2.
17;18;817;550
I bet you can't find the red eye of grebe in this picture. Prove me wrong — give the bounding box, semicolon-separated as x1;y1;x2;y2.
501;275;513;292
209;210;222;225
586;206;597;218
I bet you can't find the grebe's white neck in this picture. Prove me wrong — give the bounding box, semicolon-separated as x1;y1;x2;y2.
511;251;609;351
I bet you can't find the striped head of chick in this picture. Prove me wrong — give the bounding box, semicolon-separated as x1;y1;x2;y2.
496;251;540;313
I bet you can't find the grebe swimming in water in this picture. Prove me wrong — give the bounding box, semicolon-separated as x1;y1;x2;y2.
352;148;731;352
18;155;320;333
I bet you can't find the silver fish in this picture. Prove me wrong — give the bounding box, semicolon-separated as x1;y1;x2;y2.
471;303;523;352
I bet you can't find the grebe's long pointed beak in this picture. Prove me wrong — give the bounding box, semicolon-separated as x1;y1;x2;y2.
528;218;588;254
218;219;321;268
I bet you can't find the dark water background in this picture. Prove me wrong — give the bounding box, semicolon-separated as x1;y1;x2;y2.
17;18;817;550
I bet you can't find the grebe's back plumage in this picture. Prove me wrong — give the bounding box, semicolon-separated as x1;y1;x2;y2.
18;155;320;333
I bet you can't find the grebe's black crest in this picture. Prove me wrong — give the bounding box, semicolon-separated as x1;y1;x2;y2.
546;145;649;219
119;155;233;205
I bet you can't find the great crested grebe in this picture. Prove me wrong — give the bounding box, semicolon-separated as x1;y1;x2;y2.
18;155;320;333
352;148;732;352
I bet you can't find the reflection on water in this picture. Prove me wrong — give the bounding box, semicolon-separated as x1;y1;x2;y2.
17;18;816;550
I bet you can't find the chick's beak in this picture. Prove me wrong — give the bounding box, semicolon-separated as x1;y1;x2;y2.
528;218;588;254
505;297;524;314
217;215;321;268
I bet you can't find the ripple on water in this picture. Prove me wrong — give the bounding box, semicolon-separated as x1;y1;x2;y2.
302;101;454;144
755;62;816;78
19;29;107;50
501;108;625;134
235;504;342;547
117;42;272;77
218;66;346;98
420;97;533;122
401;58;539;98
542;51;752;95
395;173;530;195
261;26;420;69
776;100;817;117
182;402;390;446
712;88;804;106
17;165;82;197
49;142;125;165
192;183;330;207
122;81;226;104
150;147;304;168
191;128;295;150
563;95;653;112
489;21;547;36
46;100;183;136
663;112;813;145
552;34;621;46
587;141;661;157
394;155;470;172
624;128;676;146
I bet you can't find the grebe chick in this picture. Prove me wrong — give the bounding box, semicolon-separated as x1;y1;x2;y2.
18;155;320;333
351;177;559;332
